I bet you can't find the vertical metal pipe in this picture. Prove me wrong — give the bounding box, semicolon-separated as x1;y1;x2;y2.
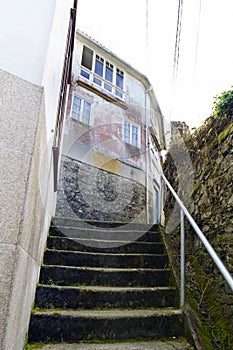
145;90;149;224
180;208;185;307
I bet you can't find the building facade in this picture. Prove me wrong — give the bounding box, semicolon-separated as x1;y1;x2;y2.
57;30;166;224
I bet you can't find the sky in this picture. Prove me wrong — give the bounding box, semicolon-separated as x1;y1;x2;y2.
76;0;233;128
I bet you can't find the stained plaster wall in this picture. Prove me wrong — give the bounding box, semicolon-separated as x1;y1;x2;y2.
61;34;164;223
64;39;162;178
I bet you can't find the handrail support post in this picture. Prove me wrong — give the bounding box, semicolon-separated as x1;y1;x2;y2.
180;208;185;307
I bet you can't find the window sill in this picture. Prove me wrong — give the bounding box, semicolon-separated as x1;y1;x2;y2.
77;77;127;110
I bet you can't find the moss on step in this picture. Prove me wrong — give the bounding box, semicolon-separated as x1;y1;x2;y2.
25;337;194;349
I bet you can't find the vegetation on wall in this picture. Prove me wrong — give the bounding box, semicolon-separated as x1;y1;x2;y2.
212;86;233;117
163;88;233;349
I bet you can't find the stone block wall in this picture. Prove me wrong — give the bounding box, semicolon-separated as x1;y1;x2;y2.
56;156;147;223
163;114;233;349
0;70;53;350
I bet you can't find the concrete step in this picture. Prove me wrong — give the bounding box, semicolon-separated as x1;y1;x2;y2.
26;340;195;349
40;265;174;287
49;225;163;243
51;217;159;232
28;309;185;344
27;217;190;347
47;236;165;253
34;285;178;309
44;249;169;269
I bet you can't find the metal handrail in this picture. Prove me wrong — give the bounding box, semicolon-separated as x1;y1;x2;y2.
161;173;233;307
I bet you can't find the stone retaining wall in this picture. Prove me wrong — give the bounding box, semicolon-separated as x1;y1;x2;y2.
163;114;233;349
56;156;147;223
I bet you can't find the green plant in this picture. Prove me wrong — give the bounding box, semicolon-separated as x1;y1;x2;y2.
45;302;55;309
212;87;233;117
46;278;54;285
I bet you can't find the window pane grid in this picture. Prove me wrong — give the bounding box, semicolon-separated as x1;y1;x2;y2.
105;65;113;82
124;122;139;147
71;96;91;125
81;45;125;99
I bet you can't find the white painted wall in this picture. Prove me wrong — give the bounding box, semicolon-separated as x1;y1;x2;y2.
0;0;76;219
42;0;74;137
0;0;57;85
40;0;75;220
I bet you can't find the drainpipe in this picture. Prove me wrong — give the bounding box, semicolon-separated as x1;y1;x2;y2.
145;86;152;224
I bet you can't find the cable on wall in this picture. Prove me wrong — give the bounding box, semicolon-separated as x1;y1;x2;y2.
172;0;184;90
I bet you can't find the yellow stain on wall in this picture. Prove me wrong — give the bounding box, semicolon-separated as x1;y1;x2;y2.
92;151;122;175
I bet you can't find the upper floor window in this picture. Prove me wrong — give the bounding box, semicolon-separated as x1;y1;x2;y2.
150;135;159;160
124;122;140;147
80;45;124;99
71;95;91;125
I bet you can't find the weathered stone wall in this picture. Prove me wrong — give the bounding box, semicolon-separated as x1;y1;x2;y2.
56;156;147;223
163;115;233;349
0;70;53;350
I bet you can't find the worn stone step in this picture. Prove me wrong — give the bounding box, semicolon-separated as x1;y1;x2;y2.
47;236;165;253
49;225;163;243
26;339;195;349
51;217;159;231
34;285;178;309
40;265;173;287
44;249;169;269
28;309;185;344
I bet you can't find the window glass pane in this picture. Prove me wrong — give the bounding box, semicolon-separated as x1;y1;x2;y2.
104;83;112;92
132;125;138;146
95;59;103;77
73;96;81;110
93;77;102;86
81;46;93;70
124;122;130;142
116;69;124;89
115;90;123;98
105;66;113;82
82;111;90;124
83;101;91;124
84;101;91;109
72;96;81;120
80;69;90;80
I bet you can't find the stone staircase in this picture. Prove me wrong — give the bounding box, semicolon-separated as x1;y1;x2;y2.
27;217;194;348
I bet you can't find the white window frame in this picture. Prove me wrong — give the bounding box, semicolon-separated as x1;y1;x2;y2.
150;135;159;161
70;94;92;125
123;122;141;148
80;45;125;100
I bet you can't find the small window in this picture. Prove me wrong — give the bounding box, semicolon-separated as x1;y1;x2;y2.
116;68;124;89
124;122;140;147
105;62;113;82
95;55;104;77
71;95;91;125
81;46;93;70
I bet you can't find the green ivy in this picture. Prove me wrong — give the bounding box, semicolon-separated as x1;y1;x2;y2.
212;86;233;116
